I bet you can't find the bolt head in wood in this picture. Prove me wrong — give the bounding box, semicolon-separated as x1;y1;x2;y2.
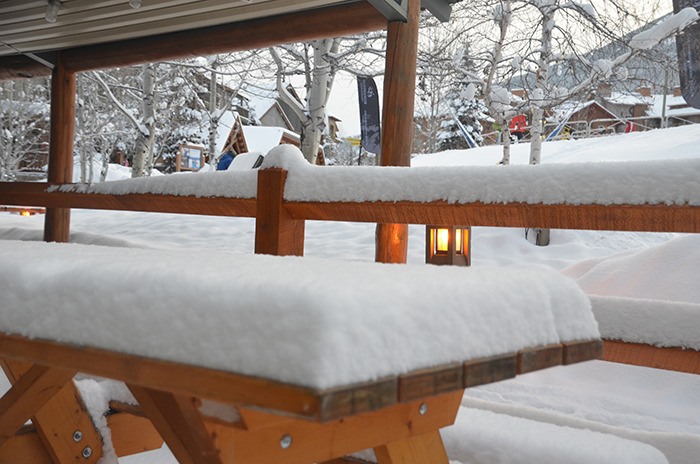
280;434;292;449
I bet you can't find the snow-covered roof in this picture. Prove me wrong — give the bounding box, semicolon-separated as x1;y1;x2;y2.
215;110;237;154
604;92;651;106
647;94;700;119
549;100;597;122
241;125;299;153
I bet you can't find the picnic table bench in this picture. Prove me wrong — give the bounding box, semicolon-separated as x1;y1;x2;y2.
0;240;601;464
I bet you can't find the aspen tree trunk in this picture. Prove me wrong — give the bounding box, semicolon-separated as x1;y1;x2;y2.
208;62;219;165
500;123;511;165
132;63;156;178
528;2;555;167
527;2;556;245
300;39;337;163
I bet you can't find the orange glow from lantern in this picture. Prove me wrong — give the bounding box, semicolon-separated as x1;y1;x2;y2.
435;228;449;253
20;211;31;217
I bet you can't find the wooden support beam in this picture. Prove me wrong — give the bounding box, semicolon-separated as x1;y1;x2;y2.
43;53;76;243
603;340;700;375
127;386;221;464
1;359;104;463
375;0;420;264
211;391;463;464
107;410;165;458
0;426;53;464
0;182;257;217
0;54;52;80
0;364;75;449
285;201;700;233
0;409;164;463
255;168;305;256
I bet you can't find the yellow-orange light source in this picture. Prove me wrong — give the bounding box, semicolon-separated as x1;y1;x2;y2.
435;228;449;253
20;211;31;217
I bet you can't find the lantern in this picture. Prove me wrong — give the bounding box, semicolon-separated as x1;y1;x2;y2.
426;225;471;266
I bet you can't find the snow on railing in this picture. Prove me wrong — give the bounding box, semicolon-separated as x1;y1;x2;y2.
263;145;700;207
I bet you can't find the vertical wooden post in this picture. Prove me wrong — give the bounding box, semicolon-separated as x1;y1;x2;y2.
255;168;305;256
375;0;420;264
44;53;76;243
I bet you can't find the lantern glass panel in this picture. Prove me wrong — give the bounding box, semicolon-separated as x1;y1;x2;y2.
455;228;462;254
435;228;449;253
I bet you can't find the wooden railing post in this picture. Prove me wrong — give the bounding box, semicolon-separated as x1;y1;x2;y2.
375;0;420;264
44;53;76;243
255;168;305;256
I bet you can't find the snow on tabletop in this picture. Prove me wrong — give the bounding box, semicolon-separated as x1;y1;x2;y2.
0;240;597;390
50;168;257;198
262;145;700;206
564;235;700;349
590;296;700;349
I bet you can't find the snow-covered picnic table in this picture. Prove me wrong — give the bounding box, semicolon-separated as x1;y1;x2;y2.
0;239;602;464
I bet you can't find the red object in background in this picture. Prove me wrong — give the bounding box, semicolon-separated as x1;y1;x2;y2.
509;114;527;133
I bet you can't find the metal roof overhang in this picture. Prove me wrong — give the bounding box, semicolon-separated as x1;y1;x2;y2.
0;0;457;79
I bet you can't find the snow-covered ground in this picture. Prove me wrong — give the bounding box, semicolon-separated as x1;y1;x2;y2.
1;125;699;463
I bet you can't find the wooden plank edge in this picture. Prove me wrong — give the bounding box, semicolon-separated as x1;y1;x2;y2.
563;339;603;365
0;332;323;419
603;340;700;375
318;378;398;422
398;363;462;402
463;354;517;388
517;344;563;374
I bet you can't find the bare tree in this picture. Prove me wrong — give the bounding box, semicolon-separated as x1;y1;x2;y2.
92;64;157;178
0;79;50;181
269;33;385;163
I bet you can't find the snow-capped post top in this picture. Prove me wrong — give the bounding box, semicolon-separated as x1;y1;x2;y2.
260;144;309;171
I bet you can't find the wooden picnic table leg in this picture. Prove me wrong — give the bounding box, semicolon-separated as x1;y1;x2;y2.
0;359;104;464
374;431;449;464
127;384;222;464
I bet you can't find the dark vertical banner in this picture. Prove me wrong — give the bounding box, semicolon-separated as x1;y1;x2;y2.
357;76;381;155
674;0;700;109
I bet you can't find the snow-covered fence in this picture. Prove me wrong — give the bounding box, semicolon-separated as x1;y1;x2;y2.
1;145;698;236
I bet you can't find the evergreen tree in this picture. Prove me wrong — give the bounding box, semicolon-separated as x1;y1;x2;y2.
438;83;488;151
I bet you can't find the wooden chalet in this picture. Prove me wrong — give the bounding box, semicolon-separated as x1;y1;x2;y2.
0;1;698;464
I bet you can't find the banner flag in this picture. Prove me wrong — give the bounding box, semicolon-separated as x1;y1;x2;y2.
357;76;381;154
673;0;700;109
